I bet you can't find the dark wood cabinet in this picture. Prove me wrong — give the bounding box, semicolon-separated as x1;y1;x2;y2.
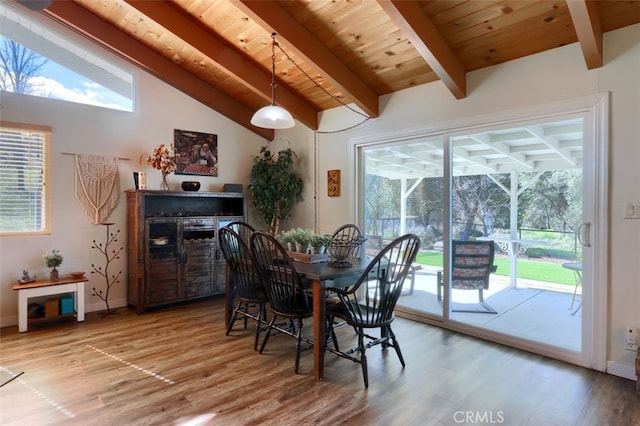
126;190;245;313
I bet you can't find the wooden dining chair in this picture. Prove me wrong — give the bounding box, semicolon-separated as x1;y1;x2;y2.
250;231;315;374
326;233;421;388
218;227;269;350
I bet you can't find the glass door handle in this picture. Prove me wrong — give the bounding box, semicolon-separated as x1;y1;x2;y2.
578;222;591;247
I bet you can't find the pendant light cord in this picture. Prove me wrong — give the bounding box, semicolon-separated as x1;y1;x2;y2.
270;33;277;106
273;35;372;134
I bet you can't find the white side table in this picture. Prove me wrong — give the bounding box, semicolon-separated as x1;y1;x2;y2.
13;276;87;332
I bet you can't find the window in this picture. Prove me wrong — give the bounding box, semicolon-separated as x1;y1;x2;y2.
0;2;134;111
0;121;50;235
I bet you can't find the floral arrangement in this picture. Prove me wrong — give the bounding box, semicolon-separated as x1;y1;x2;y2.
43;249;63;268
146;144;177;174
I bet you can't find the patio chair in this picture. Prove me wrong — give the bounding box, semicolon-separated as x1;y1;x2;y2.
326;233;421;388
219;227;268;350
437;240;498;314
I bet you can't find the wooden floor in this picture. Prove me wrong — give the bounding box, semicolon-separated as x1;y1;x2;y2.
1;297;638;426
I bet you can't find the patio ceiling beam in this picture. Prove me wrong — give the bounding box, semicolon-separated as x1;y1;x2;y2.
366;156;442;179
468;134;533;170
385;146;441;168
526;125;577;167
451;148;496;174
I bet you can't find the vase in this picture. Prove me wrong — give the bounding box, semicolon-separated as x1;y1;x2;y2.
160;172;169;190
50;267;59;281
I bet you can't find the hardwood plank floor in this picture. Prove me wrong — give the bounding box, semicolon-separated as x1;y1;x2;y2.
1;297;638;426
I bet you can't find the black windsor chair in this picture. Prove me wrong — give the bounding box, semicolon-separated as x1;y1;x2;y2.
250;231;316;374
326;233;420;388
225;220;255;244
218;227;269;350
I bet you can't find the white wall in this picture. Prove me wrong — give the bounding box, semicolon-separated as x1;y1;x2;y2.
277;24;640;377
0;53;267;323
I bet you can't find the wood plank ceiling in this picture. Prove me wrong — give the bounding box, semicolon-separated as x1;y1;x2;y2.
20;0;640;141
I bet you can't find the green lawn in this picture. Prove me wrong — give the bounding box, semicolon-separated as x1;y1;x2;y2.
415;251;577;286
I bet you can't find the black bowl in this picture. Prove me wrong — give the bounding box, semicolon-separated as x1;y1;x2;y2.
181;181;201;191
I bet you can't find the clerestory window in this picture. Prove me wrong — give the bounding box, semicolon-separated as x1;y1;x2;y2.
0;2;133;111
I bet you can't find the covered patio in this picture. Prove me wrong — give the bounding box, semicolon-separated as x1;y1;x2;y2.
396;262;582;351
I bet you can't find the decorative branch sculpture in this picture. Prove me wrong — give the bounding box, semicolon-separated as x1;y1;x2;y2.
91;222;123;317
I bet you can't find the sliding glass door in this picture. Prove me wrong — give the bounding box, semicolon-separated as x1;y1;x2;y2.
361;137;445;319
356;96;608;369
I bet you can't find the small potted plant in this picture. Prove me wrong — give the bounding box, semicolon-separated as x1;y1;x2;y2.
278;229;296;252
43;249;63;281
293;228;313;253
311;233;331;255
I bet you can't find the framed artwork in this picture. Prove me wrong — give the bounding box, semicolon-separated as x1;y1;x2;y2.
327;169;340;197
174;129;218;176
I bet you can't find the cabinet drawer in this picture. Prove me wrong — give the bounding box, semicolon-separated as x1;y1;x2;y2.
186;263;214;275
187;254;213;263
185;274;213;285
146;279;180;304
148;260;179;277
184;282;214;299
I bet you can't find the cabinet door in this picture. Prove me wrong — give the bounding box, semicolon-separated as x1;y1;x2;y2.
183;239;215;299
146;259;181;304
146;219;181;305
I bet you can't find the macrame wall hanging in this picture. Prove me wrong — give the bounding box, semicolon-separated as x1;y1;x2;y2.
73;154;121;224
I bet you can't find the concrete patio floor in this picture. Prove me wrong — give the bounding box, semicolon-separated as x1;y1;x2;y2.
396;265;582;351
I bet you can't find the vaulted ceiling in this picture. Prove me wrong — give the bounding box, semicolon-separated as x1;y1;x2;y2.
17;0;640;140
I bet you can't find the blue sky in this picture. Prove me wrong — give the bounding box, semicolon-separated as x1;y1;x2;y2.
33;60;133;111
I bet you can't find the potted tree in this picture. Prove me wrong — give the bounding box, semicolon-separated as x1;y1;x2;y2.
250;145;303;235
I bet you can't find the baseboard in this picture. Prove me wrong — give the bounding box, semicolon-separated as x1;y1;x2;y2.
607;360;637;381
86;297;127;314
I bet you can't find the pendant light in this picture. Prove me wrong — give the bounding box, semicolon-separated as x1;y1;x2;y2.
251;33;295;129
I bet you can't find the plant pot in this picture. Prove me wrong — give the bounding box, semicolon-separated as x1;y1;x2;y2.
310;246;326;255
50;267;59;281
295;243;309;254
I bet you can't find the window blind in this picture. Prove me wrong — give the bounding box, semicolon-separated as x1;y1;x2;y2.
0;122;50;234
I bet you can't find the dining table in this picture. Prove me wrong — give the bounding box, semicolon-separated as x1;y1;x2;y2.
295;257;371;380
224;256;371;381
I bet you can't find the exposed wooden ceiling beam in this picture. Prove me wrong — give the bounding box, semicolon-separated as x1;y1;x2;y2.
567;0;603;69
125;0;318;130
232;0;379;119
377;0;466;99
42;0;274;140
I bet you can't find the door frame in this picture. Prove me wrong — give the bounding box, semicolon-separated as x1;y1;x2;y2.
352;93;609;371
